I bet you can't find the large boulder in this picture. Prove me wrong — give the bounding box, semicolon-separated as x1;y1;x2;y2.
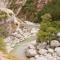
57;32;60;42
29;57;35;60
38;49;47;55
36;56;47;60
37;42;47;49
55;47;60;57
48;48;54;54
50;40;60;48
25;49;37;57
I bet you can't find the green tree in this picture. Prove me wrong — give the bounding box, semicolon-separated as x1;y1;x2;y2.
37;14;57;43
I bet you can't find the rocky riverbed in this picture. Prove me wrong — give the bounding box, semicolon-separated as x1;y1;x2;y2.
25;36;60;60
4;21;39;52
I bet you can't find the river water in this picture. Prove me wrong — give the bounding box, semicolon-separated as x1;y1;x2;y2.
11;36;36;60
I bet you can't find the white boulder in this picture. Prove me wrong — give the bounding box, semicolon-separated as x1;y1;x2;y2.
55;47;60;57
37;42;47;49
50;40;60;47
48;48;54;53
57;33;60;37
29;57;35;60
39;49;47;55
25;49;37;57
36;56;47;60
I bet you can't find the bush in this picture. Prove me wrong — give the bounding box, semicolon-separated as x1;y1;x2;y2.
0;10;8;19
19;0;38;22
0;37;7;52
37;13;57;42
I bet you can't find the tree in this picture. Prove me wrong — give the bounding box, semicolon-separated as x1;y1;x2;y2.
37;13;57;43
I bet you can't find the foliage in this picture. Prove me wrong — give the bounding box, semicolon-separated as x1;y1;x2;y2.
37;13;58;42
0;37;7;52
0;26;9;37
0;10;8;19
37;0;60;22
19;0;38;22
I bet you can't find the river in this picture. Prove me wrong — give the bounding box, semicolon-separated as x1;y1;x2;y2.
11;36;36;60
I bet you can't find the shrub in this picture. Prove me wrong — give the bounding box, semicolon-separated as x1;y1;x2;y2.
19;0;38;22
0;37;7;52
0;10;8;19
0;26;9;37
37;13;57;42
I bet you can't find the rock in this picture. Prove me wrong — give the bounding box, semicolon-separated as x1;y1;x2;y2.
55;47;60;57
31;40;36;46
27;44;35;49
36;56;47;60
50;40;60;48
48;48;54;53
57;32;60;42
25;21;35;25
57;33;60;37
39;49;47;55
25;49;37;57
29;57;35;60
37;42;47;49
46;45;50;49
52;52;58;58
31;28;38;34
45;53;57;60
35;55;40;59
